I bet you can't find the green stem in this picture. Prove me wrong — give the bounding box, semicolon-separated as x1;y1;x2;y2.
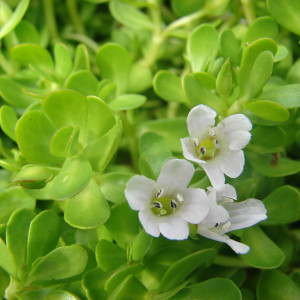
213;254;250;268
240;0;255;25
66;0;86;35
62;33;99;52
43;0;58;43
227;99;244;115
4;277;23;300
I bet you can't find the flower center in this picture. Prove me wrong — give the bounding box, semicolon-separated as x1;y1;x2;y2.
193;137;219;160
151;189;184;216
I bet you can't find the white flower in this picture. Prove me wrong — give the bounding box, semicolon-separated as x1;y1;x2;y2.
125;159;209;240
181;104;252;188
197;184;267;254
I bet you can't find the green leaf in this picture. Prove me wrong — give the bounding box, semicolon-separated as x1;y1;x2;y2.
241;51;274;100
245;100;289;121
250;126;286;153
96;239;127;272
44;290;79;300
64;179;110;229
187;24;219;72
54;43;73;80
153;70;186;103
183;73;225;114
42;90;88;143
0;186;35;224
262;186;300;225
216;58;233;97
13;165;54;189
14;20;39;44
243;16;278;45
241;226;284;269
65;70;99;96
239;38;277;99
257;269;300;300
82;268;109;300
105;264;144;293
97;79;117;103
73;44;90;71
16;111;61;165
128;63;152;93
188;278;242;300
6;209;35;274
139;132;173;179
159;248;216;292
0;0;30;39
0;105;17;141
105;203;139;248
267;0;300;35
220;29;241;66
27;245;88;283
50;126;79;158
138;118;188;152
260;84;300;109
109;0;153;30
108;275;147;300
131;229;152;261
11;43;54;73
26;210;61;268
171;0;204;17
100;172;134;204
85;118;122;171
109;94;146;110
85;96;116;146
0;77;38;108
246;151;300;177
0;238;17;277
49;154;92;200
96;43;132;94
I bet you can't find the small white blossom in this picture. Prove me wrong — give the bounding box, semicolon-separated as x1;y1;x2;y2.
197;184;267;254
125;159;209;240
181;104;252;188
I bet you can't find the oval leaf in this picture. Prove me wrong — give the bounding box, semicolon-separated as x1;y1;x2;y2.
109;94;146;110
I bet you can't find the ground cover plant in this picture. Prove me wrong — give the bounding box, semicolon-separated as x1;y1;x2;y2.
0;0;300;299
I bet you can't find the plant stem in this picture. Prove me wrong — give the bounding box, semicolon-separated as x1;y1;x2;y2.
66;0;86;35
43;0;58;43
240;0;255;25
62;33;99;52
213;254;250;268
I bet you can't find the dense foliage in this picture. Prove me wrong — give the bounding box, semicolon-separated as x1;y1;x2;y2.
0;0;300;299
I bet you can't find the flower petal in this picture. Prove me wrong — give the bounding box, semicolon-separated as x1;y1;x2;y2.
220;150;244;178
224;199;267;232
157;159;194;195
227;130;252;150
179;188;209;224
139;209;160;237
181;138;206;165
197;226;249;254
202;162;225;189
187;104;216;139
219;114;252;133
125;175;157;210
159;215;189;240
217;184;237;201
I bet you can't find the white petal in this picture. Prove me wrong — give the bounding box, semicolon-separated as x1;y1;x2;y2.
187;105;217;140
201;201;229;228
227;130;252;150
197;226;249;254
202;162;225;189
220;150;244;178
179;188;209;224
219;114;252;133
157;159;194;195
181;138;206;165
224;199;267;232
159;216;189;240
139;209;160;237
217;184;237;201
125;175;157;210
